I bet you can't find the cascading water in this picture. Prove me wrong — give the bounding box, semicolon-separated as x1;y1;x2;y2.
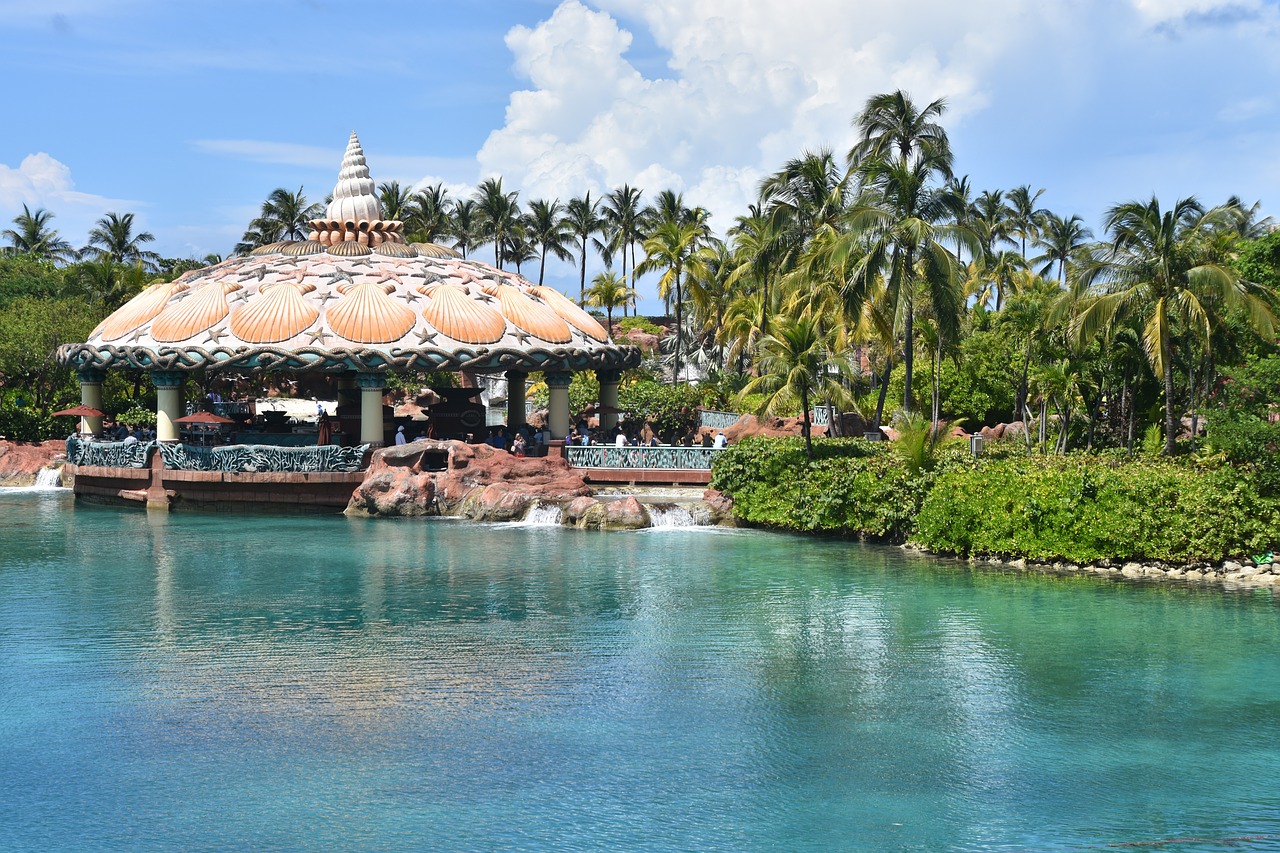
646;504;697;528
517;502;564;526
32;467;62;489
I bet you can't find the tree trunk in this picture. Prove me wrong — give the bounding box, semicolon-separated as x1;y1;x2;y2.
903;297;914;415
1162;333;1176;456
931;332;942;428
579;238;588;304
1015;341;1032;423
801;386;813;458
538;250;547;286
673;266;683;386
1039;398;1048;455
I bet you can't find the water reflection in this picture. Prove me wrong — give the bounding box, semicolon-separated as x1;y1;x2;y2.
1;499;1278;851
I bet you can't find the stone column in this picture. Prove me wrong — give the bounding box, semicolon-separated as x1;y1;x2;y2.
77;368;105;437
596;369;622;432
505;370;527;429
546;371;573;440
357;373;387;446
152;371;185;442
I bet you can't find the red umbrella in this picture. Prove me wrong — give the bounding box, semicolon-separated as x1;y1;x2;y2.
52;404;105;418
174;411;236;425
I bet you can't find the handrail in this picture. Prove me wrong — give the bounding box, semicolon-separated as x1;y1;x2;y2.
65;435;155;468
565;445;721;471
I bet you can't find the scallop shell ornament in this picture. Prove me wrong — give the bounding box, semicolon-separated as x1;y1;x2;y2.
326;280;415;343
528;285;609;342
482;283;573;344
93;280;189;342
419;283;508;345
228;282;319;344
150;281;243;343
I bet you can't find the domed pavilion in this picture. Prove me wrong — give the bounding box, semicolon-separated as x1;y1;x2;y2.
58;133;641;448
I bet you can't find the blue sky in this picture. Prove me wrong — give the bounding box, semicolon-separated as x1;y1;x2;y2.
2;0;1279;312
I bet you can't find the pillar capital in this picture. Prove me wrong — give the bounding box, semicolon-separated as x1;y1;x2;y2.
76;368;107;385
545;370;573;389
504;369;528;382
595;369;623;385
355;372;388;390
151;371;185;390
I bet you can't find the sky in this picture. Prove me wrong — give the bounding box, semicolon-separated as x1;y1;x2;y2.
2;0;1279;313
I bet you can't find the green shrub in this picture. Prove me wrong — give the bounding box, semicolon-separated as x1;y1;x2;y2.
711;437;928;539
614;316;664;337
619;379;701;438
914;455;1280;564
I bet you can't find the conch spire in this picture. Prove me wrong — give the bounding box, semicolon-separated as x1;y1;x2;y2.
325;131;382;223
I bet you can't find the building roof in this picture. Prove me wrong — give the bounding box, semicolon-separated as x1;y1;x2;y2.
58;134;640;377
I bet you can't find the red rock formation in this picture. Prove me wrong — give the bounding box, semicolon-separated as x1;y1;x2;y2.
0;440;66;487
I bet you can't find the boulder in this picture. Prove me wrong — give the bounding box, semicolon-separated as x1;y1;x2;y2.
577;496;651;530
564;495;602;524
701;488;737;526
460;484;532;522
347;465;436;516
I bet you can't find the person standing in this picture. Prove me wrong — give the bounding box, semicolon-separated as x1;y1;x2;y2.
395;425;407;446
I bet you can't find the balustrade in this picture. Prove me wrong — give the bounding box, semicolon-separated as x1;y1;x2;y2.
158;443;370;474
565;445;721;471
65;435;155;468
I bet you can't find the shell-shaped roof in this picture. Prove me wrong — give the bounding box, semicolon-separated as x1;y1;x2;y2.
61;248;638;375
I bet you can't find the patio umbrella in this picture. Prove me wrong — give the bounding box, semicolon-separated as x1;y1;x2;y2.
52;405;105;418
174;411;236;425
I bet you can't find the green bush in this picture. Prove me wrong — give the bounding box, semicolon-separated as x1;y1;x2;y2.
619;379;701;439
711;437;929;539
614;316;664;337
914;455;1280;563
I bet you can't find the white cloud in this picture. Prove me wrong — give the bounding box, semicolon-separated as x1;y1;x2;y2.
478;0;1057;231
1130;0;1265;23
0;153;132;245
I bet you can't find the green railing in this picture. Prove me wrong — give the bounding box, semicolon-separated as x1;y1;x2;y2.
565;445;721;471
698;409;742;430
65;435;155;468
158;443;370;474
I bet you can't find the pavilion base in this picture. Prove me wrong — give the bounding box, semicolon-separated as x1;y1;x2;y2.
67;463;366;513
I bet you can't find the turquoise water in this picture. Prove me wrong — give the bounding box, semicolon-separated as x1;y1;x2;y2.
2;491;1279;852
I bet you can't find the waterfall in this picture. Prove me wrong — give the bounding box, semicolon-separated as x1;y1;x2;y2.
33;467;63;489
647;504;696;528
518;502;563;526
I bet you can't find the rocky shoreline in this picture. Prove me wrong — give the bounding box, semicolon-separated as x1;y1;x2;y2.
0;440;66;487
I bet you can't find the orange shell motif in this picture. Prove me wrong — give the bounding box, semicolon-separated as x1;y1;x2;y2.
419;283;508;345
228;282;319;344
94;280;189;342
150;281;243;343
327;281;415;343
482;284;572;344
528;285;609;342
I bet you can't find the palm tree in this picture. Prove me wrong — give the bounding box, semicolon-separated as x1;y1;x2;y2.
637;220;715;384
83;212;161;270
1006;185;1048;261
585;271;635;332
524;199;575;286
449;199;479;259
2;205;77;263
1033;213;1093;284
405;183;452;244
565;192;604;304
502;223;539;277
69;257;153;311
1073;196;1277;454
848;89;951;170
739;313;853;458
378;181;414;222
602;185;644;315
236;187;321;251
474;177;521;269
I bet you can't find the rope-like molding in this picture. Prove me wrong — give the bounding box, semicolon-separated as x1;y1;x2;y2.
57;342;643;375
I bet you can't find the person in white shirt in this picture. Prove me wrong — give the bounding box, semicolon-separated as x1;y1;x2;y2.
615;427;627;447
713;432;727;448
395;425;407;446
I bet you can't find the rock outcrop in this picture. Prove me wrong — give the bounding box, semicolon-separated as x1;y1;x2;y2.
0;440;66;487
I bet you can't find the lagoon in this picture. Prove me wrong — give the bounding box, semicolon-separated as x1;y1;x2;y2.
2;489;1279;851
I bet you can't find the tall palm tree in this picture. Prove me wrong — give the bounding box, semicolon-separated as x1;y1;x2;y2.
449;199;479;259
585;271;635;332
69;257;153;311
524;199;575;286
739;313;853;459
602;185;644;315
1073;196;1277;454
2;205;77;263
502;223;539;277
843;100;969;415
1033;213;1093;284
474;177;521;269
636;220;715;384
565;192;604;304
83;212;161;270
236;187;321;251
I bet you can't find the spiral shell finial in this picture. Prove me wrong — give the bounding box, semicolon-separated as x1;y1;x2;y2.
325;132;382;223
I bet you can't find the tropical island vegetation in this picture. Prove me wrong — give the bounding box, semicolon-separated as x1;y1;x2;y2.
4;89;1280;567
